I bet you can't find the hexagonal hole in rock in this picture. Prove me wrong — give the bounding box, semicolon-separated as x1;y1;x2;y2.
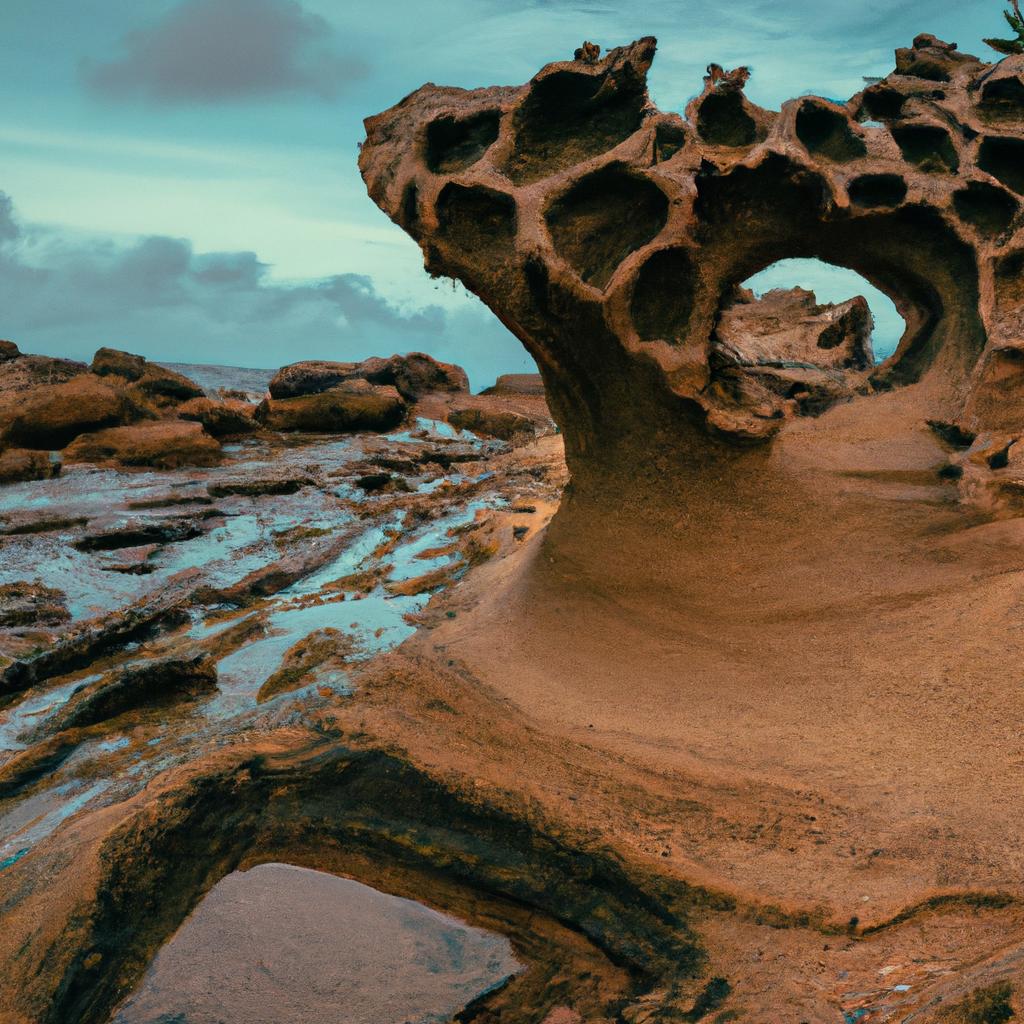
630;247;698;342
978;136;1024;195
981;74;1024;111
953;181;1019;235
891;124;959;173
426;110;501;174
795;103;867;162
859;84;906;121
436;183;517;267
696;91;758;147
504;69;647;184
546;166;669;290
848;174;908;208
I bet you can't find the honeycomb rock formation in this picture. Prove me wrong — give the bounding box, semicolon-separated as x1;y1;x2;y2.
360;35;1024;496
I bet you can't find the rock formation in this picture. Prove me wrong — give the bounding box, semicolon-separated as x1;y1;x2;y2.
360;34;1024;500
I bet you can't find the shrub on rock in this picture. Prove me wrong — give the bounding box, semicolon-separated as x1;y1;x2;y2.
62;421;222;469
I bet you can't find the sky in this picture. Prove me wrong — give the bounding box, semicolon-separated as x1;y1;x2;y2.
0;0;1007;389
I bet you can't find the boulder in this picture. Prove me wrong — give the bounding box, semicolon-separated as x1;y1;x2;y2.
363;352;469;400
481;373;546;397
0;350;89;411
1;376;145;450
0;448;61;485
92;347;204;404
715;287;875;372
0;582;70;627
91;347;147;381
268;353;468;402
62;421;222;469
268;360;360;400
447;401;539;441
256;380;406;433
176;397;259;437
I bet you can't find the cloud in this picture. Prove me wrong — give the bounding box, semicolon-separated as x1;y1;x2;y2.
0;193;535;390
81;0;368;103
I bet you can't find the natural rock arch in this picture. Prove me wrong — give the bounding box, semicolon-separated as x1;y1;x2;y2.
360;34;1024;506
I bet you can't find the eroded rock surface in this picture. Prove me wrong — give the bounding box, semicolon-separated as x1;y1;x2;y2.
360;34;1024;484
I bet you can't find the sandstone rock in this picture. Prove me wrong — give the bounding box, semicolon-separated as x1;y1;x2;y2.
256;380;406;433
0;351;89;410
92;347;204;404
46;654;217;733
91;346;147;381
0;582;70;627
177;397;258;437
0;340;20;362
63;421;222;469
716;287;874;371
360;33;1023;490
364;352;469;400
481;373;546;397
447;402;539;441
1;375;145;450
0;448;61;485
207;471;316;498
269;353;468;402
268;360;360;399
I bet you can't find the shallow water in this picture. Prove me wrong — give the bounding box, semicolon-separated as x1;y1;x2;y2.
112;862;520;1024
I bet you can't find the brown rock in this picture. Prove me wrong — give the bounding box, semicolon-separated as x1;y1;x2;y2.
716;287;874;371
359;33;1020;493
481;373;546;397
177;397;258;437
364;352;469;400
256;380;406;433
0;582;70;627
447;401;539;441
269;353;468;402
0;448;61;485
63;421;222;469
91;346;147;381
1;375;145;450
0;340;20;362
92;347;204;404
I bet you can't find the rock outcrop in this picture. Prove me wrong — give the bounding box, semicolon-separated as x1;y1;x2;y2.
0;448;61;485
62;421;222;469
92;347;204;404
256;380;406;433
360;34;1024;494
0;376;148;450
269;352;468;403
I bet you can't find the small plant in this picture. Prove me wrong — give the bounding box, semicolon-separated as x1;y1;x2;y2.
985;0;1024;56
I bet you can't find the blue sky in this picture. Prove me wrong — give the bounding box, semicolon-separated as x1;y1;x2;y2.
0;0;1006;388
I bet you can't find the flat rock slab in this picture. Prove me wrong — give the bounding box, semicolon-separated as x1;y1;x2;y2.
112;863;519;1024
